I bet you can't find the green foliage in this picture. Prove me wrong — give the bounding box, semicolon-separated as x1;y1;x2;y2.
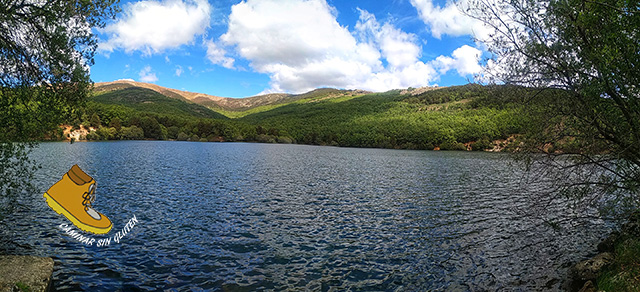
0;0;119;200
167;126;180;140
256;134;277;144
84;84;530;151
90;113;102;128
238;87;526;149
14;282;31;292
597;238;640;291
109;117;122;131
120;126;144;140
86;126;117;141
139;116;165;140
177;132;189;141
467;0;640;219
0;142;37;216
92;87;227;120
472;137;493;151
404;84;485;105
1;0;119;142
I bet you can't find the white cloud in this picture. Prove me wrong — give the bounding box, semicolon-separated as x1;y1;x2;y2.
99;0;211;55
409;0;492;40
433;45;483;75
139;66;158;82
175;65;184;77
219;0;440;93
205;40;235;69
355;9;422;69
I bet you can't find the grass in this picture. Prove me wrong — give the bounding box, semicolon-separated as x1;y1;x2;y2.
597;237;640;291
15;282;31;292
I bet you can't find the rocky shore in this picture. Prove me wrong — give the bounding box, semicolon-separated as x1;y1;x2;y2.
567;212;640;292
0;255;53;292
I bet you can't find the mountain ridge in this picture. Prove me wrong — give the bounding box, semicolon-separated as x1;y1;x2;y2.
94;80;375;111
75;80;544;152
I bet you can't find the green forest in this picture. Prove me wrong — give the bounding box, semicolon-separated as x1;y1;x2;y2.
51;83;556;152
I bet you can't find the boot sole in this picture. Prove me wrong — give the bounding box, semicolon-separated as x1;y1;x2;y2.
43;192;113;235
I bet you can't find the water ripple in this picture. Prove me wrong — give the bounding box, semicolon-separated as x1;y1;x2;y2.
0;142;608;291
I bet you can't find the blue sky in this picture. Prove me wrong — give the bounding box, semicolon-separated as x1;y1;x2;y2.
91;0;492;98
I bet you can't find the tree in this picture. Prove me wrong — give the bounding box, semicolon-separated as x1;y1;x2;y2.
0;0;119;201
466;0;640;218
139;116;165;140
166;126;180;140
177;132;189;141
109;116;122;131
90;113;102;128
120;126;144;140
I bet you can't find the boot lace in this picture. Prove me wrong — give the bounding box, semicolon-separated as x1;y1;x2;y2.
82;184;96;210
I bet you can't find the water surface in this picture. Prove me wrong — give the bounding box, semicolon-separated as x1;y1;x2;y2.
0;141;606;291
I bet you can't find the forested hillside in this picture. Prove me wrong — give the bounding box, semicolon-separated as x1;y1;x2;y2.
58;83;542;151
238;84;528;150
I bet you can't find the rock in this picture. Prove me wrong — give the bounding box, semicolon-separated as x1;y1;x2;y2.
621;212;640;237
578;280;597;292
572;252;614;282
0;255;53;292
597;231;619;253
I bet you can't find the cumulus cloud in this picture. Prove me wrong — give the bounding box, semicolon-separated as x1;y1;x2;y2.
205;40;235;69
355;9;422;69
219;0;444;93
99;0;211;55
409;0;492;40
139;66;158;82
175;65;184;77
433;45;483;75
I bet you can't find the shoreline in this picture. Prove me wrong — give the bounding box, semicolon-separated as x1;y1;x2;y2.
0;255;53;292
568;212;640;291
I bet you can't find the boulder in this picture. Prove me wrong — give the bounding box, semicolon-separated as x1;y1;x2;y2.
597;231;619;253
577;280;597;292
0;255;54;292
572;252;614;282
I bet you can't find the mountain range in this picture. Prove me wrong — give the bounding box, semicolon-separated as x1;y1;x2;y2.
85;80;531;151
94;80;371;113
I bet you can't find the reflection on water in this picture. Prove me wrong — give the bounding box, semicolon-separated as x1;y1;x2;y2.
0;141;606;291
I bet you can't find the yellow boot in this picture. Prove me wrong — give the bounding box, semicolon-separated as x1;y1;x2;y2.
43;165;112;234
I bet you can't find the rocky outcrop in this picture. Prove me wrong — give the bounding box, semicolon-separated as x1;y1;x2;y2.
577;280;597;292
0;255;53;292
400;86;440;96
62;125;94;142
571;252;614;282
567;212;640;291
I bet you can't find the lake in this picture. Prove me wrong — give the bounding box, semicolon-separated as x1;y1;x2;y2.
0;141;607;291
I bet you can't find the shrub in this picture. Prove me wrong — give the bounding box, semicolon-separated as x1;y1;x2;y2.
177;132;189;141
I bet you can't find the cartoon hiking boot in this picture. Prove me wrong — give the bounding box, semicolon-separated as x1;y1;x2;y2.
43;165;112;234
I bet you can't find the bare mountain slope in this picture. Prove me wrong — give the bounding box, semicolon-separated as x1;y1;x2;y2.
94;80;370;111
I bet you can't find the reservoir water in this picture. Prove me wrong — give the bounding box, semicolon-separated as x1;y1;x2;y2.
0;141;607;291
